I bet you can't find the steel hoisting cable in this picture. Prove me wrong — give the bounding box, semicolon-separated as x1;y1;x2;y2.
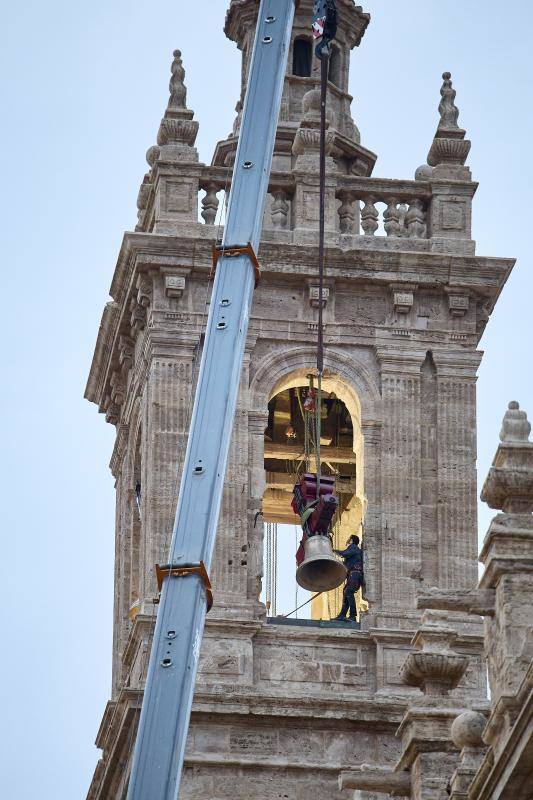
314;48;329;499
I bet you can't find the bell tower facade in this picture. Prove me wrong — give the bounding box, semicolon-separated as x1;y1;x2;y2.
85;3;514;798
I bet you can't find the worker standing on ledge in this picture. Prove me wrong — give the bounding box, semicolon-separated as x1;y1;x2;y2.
333;535;364;621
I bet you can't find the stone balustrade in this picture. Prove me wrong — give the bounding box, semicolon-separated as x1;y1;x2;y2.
198;168;434;242
336;177;431;238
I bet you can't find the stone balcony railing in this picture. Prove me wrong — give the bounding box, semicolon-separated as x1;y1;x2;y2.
200;171;432;239
137;158;477;256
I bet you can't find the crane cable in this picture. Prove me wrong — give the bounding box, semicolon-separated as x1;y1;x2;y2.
315;50;328;499
313;0;337;497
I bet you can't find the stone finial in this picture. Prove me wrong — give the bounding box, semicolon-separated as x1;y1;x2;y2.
168;49;187;111
292;88;335;165
438;71;460;130
154;48;199;158
481;401;533;512
424;71;471;176
449;712;487;800
500;401;531;443
451;711;486;750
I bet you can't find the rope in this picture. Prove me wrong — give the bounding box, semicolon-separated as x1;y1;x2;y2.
265;521;271;616
282;591;323;618
294;525;299;618
272;523;277;616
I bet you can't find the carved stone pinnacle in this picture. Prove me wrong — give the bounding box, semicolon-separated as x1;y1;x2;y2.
500;401;532;443
438;71;460;130
168;49;187;111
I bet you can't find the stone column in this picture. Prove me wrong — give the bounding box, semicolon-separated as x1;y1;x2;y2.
361;421;382;617
247;409;268;611
211;357;251;613
377;351;423;612
434;355;480;590
141;347;196;602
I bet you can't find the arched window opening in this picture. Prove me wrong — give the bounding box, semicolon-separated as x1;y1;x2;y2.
293;37;312;77
262;376;367;625
328;45;341;87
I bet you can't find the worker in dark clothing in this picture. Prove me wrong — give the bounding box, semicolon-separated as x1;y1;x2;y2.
333;535;364;621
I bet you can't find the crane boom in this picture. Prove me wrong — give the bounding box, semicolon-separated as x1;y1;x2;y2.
126;3;296;798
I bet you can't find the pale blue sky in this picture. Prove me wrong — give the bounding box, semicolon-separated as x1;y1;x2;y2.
1;2;532;797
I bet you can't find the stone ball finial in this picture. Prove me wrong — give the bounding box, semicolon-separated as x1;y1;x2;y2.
415;164;433;181
146;145;160;167
451;711;486;749
500;401;531;443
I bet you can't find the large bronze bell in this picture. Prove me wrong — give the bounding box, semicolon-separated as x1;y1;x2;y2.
296;535;347;592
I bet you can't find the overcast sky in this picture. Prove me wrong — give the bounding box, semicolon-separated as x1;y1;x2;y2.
2;1;532;797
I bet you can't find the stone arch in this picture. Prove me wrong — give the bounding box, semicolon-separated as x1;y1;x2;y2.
250;344;381;620
250;345;381;423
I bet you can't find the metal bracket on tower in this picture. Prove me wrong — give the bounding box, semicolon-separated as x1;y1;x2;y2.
211;242;261;287
155;562;213;612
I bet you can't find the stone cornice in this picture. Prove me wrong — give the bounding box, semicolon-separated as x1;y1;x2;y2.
85;231;512;425
107;230;514;306
85;301;120;404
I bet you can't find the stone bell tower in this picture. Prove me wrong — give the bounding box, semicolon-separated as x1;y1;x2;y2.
85;3;514;798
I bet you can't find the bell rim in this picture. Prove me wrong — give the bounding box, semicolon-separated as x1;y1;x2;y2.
295;559;347;592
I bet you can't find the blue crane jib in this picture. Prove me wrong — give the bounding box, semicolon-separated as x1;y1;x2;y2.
126;2;296;798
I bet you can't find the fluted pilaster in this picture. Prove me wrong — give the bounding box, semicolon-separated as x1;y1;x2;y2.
142;355;195;599
380;361;422;609
436;378;478;589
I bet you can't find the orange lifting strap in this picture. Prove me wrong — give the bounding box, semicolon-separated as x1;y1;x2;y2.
211;242;261;287
155;562;214;612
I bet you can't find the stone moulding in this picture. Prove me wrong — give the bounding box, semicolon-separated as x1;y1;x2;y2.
416;587;496;617
339;765;411;796
428;136;471;167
